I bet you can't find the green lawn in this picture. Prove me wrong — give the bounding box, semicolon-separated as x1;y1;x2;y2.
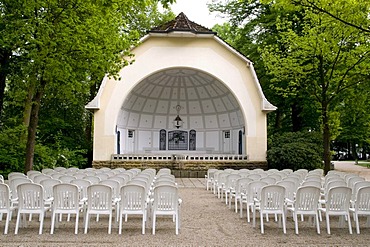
355;161;370;168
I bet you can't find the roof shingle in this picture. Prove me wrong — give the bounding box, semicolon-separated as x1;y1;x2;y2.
149;12;216;35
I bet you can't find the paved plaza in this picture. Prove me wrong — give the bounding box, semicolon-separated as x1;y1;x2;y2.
1;161;370;246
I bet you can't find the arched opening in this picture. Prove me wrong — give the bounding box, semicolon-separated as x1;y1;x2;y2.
116;67;246;155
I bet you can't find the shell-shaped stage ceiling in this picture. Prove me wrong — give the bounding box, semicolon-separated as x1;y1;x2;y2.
117;68;244;131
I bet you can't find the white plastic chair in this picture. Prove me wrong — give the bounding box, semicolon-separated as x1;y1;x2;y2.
84;184;113;234
83;176;101;185
349;185;370;234
59;175;76;184
240;181;267;222
15;183;50;234
287;186;321;234
51;184;84;234
223;174;241;204
0;184;16;234
253;185;286;234
318;186;352;234
119;184;148;234
40;179;62;206
152;185;181;235
205;169;218;191
229;177;253;213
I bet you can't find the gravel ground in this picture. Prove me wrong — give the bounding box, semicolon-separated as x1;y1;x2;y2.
1;161;370;247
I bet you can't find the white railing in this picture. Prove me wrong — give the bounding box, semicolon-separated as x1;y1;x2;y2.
111;154;248;161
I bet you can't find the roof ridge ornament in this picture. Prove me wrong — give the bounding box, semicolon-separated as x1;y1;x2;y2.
149;12;217;35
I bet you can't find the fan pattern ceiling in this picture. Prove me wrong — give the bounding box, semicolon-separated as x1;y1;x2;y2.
117;68;244;130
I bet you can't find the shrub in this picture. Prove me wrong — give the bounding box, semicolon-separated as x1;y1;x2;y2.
267;131;323;171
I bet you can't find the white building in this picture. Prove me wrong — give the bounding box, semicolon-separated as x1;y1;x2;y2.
86;13;276;173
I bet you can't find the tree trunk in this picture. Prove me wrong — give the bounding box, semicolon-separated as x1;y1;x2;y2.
322;102;331;175
24;79;46;173
0;49;11;125
291;100;303;132
352;142;358;160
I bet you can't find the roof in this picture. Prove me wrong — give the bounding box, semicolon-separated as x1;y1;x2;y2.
149;12;217;35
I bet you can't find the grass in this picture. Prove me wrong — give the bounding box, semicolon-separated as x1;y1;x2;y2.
355;161;370;168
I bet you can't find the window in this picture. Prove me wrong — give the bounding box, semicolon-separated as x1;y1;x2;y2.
168;130;188;150
128;130;134;138
189;129;196;150
224;131;230;138
159;129;166;150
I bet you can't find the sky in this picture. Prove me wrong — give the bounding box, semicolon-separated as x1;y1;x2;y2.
169;0;226;28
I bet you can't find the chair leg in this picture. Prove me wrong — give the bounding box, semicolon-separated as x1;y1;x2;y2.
282;212;286;234
4;212;10;234
294;213;299;234
354;213;360;234
75;211;79;234
315;214;320;234
326;214;331;235
152;214;156;235
84;213;89;234
15;211;21;234
118;213;123;235
260;211;264;234
108;214;112;234
347;213;352;234
51;212;56;234
175;213;179;235
39;213;44;234
142;214;145;234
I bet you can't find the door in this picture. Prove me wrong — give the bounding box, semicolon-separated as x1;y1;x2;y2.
223;130;231;153
126;130;135;153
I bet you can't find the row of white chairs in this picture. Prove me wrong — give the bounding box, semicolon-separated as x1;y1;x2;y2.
0;167;181;235
205;168;370;235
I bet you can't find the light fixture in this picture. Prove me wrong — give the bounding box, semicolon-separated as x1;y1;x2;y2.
173;105;183;129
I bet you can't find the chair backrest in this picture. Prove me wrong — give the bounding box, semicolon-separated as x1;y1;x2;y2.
347;176;365;188
100;180;120;199
33;174;51;184
54;167;67;172
260;185;286;211
120;184;146;211
294;186;321;211
225;174;241;189
27;171;42;180
59;175;76;184
110;176;127;187
326;180;347;191
277;180;296;201
116;173;132;182
325;186;352;212
83;176;101;185
301;180;321;189
53;184;80;210
247;181;268;203
9;177;32;200
353;186;370;211
216;172;229;186
71;179;91;200
260;177;276;185
152;185;179;213
0;183;11;211
235;177;253;195
207;169;218;180
17;183;45;210
352;181;370;201
247;174;261;181
40;179;62;200
87;184;112;212
8;172;26;180
96;173;109;181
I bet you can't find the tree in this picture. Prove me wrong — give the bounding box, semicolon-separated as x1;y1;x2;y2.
0;0;175;173
260;0;370;173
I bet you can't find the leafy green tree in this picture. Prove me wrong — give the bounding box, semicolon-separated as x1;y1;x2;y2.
0;0;175;173
260;0;370;173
